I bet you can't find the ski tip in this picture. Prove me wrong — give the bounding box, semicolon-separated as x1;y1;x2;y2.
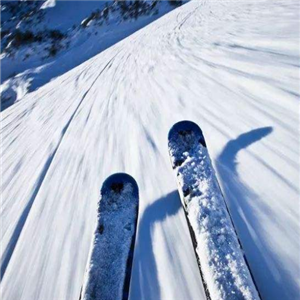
168;120;205;145
101;172;139;200
168;121;207;169
168;120;206;148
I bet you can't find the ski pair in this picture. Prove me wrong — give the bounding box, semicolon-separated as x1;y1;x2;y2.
81;121;261;300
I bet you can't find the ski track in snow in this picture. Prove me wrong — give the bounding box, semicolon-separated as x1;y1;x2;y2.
1;1;299;300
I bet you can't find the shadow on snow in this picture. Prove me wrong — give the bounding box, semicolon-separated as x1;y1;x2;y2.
131;127;299;300
131;190;182;300
216;126;299;300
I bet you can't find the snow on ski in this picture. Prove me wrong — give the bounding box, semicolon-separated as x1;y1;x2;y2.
168;121;261;300
80;173;139;300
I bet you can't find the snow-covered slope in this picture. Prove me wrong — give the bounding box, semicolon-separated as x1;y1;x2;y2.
1;0;183;110
1;0;299;300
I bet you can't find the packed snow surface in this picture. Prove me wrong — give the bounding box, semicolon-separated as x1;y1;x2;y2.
1;1;299;300
1;0;178;109
168;121;260;300
81;174;138;300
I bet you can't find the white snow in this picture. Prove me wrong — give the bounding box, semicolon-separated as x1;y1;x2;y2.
1;1;299;300
1;1;176;109
40;0;56;10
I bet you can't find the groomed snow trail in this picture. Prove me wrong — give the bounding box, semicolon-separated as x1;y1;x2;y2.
1;1;299;300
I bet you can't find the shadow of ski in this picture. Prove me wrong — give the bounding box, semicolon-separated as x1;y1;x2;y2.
130;190;181;300
216;127;299;300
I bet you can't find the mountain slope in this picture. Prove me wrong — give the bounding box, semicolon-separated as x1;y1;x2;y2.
1;0;184;110
1;1;299;300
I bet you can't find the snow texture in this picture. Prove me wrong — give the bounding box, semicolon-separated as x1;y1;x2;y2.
0;1;299;300
168;121;260;300
81;173;139;300
1;1;179;110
